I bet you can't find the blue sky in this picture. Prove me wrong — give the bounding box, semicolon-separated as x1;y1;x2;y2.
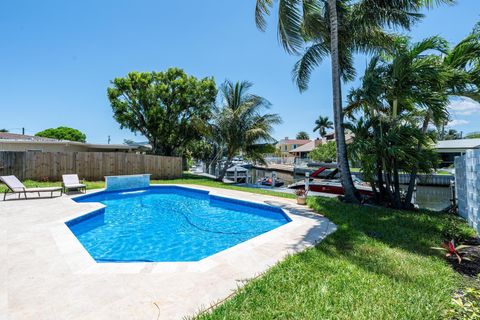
0;1;479;143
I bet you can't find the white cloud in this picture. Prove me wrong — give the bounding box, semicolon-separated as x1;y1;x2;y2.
448;97;480;116
448;119;469;127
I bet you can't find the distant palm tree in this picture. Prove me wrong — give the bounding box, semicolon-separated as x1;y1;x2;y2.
296;131;310;140
313;116;333;138
214;80;282;181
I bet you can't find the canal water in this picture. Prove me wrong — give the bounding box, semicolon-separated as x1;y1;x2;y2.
248;168;452;211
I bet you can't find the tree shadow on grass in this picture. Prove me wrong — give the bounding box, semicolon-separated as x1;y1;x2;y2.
312;197;474;255
302;197;476;282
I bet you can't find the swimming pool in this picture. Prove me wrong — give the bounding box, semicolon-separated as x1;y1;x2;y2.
67;186;291;262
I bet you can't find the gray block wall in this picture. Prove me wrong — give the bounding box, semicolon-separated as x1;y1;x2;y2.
455;149;480;235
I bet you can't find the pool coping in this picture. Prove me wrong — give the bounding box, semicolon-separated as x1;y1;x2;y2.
51;184;330;275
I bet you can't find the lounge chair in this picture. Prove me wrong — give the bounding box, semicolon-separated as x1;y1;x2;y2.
0;175;62;201
62;174;86;194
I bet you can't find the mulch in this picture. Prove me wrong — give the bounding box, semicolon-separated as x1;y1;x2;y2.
447;238;480;278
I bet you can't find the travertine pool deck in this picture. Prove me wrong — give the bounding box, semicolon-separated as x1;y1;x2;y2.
1;184;336;320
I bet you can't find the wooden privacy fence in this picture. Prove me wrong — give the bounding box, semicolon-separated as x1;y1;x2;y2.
0;151;182;181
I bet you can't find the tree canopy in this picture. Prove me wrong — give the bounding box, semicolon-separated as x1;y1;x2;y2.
465;132;480;139
107;68;217;156
309;142;337;163
35;126;86;142
296;131;310;140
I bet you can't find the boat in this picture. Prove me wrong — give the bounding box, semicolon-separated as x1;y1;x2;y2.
289;179;374;196
258;177;284;187
288;166;374;196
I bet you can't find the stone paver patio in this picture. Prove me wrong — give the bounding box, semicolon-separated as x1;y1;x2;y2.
1;184;336;319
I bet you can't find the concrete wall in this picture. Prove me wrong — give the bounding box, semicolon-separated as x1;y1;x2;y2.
455;149;480;235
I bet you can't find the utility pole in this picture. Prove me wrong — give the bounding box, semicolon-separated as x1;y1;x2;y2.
22;127;25;135
108;135;111;144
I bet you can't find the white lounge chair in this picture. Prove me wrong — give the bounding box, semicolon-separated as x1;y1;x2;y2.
0;175;62;201
62;174;86;194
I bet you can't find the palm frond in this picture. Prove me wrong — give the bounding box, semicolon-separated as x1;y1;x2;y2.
277;0;305;54
292;41;329;91
255;0;275;31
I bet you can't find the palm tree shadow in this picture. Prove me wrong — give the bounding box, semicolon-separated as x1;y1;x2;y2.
297;197;474;282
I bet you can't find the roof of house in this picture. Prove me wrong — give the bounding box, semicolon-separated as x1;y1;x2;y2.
0;132;61;142
289;141;316;153
0;133;142;150
436;138;480;150
276;138;311;145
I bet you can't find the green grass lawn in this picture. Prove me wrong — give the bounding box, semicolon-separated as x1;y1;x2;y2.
1;174;475;319
196;198;475;320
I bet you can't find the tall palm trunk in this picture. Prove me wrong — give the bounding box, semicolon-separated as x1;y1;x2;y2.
392;158;402;208
404;115;430;206
327;0;359;203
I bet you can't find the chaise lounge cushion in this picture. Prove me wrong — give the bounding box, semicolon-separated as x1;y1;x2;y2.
62;174;86;193
0;175;26;192
25;187;62;192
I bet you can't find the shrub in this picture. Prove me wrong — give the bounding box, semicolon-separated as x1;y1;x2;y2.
309;142;336;162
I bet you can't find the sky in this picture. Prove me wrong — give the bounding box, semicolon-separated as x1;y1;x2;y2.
0;1;479;144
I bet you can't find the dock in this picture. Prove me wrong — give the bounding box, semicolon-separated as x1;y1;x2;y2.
252;164;311;175
253;164;454;186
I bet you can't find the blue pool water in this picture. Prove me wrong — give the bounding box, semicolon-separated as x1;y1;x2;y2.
67;186;290;262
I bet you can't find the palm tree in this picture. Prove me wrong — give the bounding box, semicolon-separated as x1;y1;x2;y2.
346;36;460;208
255;0;452;203
296;131;310;140
313;116;333;138
443;26;480;102
214;80;282;181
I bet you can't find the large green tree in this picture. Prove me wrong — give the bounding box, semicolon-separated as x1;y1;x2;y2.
35;126;86;142
255;0;452;203
107;68;217;156
214;80;281;181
